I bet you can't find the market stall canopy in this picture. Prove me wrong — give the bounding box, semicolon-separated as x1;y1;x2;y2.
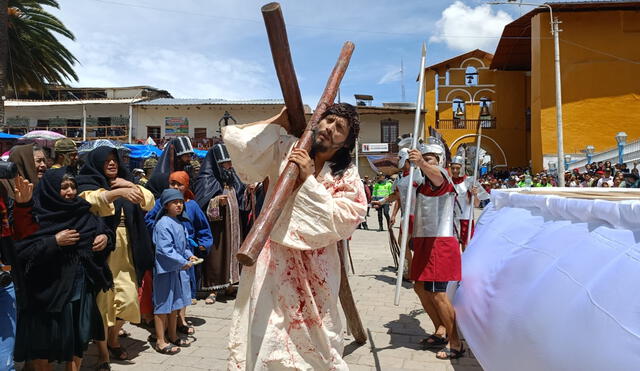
78;139;130;155
0;133;21;139
124;144;162;159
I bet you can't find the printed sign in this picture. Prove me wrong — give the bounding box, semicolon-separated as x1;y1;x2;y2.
361;143;389;153
165;117;189;137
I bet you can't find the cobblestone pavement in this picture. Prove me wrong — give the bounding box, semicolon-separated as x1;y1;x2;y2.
73;213;483;371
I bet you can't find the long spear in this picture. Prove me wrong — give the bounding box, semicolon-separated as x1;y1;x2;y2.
466;117;484;246
394;43;427;306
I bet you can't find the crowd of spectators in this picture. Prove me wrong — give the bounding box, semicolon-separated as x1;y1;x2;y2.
477;161;640;193
0;136;256;370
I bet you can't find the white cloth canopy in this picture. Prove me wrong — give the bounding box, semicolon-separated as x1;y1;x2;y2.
455;188;640;371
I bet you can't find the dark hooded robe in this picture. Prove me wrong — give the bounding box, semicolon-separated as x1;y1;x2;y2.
14;168;114;362
76;146;155;326
194;146;248;292
146;137;195;198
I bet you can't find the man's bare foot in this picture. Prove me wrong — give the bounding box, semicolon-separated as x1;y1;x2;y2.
436;342;465;360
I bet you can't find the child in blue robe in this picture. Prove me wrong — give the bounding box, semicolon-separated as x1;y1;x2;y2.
145;171;213;335
152;189;197;354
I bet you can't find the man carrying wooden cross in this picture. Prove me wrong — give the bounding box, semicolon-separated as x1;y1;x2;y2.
223;103;367;370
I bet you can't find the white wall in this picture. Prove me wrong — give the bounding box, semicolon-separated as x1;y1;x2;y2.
132;104;285;140
5;102;130;127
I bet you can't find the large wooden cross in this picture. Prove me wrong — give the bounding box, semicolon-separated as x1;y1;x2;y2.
235;2;366;345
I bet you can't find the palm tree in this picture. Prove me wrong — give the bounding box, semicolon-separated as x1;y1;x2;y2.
1;0;8;126
1;0;78;124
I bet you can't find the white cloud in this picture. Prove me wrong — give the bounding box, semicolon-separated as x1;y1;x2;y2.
63;32;273;99
429;1;513;52
377;67;402;84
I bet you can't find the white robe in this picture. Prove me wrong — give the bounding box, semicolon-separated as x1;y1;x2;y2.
223;121;367;371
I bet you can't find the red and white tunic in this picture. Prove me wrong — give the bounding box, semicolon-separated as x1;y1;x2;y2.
453;175;490;244
411;168;461;282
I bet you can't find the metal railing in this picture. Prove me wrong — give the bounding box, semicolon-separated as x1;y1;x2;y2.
1;125;129;141
567;138;640;171
436;118;496;130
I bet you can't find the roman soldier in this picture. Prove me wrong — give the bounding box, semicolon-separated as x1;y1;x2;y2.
449;155;490;250
409;137;465;360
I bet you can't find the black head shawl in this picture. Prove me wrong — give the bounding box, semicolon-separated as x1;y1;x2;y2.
193;148;223;210
146;138;194;198
1;144;40;200
77;146;154;285
16;168;114;312
193;147;247;211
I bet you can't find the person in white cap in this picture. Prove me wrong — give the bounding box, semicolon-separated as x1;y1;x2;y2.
449;156;488;251
408;138;465;360
132;168;148;186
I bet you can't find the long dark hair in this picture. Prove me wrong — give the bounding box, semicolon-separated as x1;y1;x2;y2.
318;103;360;178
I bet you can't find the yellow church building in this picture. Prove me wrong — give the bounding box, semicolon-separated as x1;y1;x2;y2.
424;1;640;172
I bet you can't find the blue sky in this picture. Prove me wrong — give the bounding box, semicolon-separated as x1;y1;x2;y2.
51;0;531;106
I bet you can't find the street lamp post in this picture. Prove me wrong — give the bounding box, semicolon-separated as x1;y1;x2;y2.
564;154;571;171
615;131;627;165
585;145;595;165
489;1;565;186
548;161;557;180
68;92;86;141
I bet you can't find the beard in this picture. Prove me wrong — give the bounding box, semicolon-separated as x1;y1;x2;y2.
220;167;235;186
309;129;330;158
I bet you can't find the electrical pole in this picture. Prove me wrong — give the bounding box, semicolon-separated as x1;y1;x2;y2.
552;16;566;186
488;2;565;185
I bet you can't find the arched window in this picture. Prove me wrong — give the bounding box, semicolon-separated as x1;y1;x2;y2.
479;97;493;128
479;97;492;116
453;98;465;128
465;66;478;86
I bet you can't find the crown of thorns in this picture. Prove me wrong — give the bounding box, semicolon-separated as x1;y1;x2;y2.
320;103;360;141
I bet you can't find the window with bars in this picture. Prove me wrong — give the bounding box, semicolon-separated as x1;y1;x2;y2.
380;119;399;152
147;126;161;139
194;128;207;140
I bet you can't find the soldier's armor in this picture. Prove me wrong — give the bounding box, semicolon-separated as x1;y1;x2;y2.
413;167;457;238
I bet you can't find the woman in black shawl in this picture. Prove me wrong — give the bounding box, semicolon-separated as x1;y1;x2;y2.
146;137;195;198
76;146;155;369
194;144;249;303
14;168;114;371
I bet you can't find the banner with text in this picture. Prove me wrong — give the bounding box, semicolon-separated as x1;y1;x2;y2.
165;117;189;137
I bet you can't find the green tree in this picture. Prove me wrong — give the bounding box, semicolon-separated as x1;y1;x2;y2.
1;0;78;124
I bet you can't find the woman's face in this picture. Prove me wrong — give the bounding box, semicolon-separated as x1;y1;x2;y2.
169;179;186;195
103;153;119;179
59;179;77;200
33;150;47;178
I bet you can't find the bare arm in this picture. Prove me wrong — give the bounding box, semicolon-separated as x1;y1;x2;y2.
374;192;399;206
390;195;401;226
470;187;481;207
409;149;443;188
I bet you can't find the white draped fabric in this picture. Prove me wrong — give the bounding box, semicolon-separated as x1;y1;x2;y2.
455;189;640;371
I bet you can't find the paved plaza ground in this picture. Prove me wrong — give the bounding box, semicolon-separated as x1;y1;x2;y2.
73;215;483;371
